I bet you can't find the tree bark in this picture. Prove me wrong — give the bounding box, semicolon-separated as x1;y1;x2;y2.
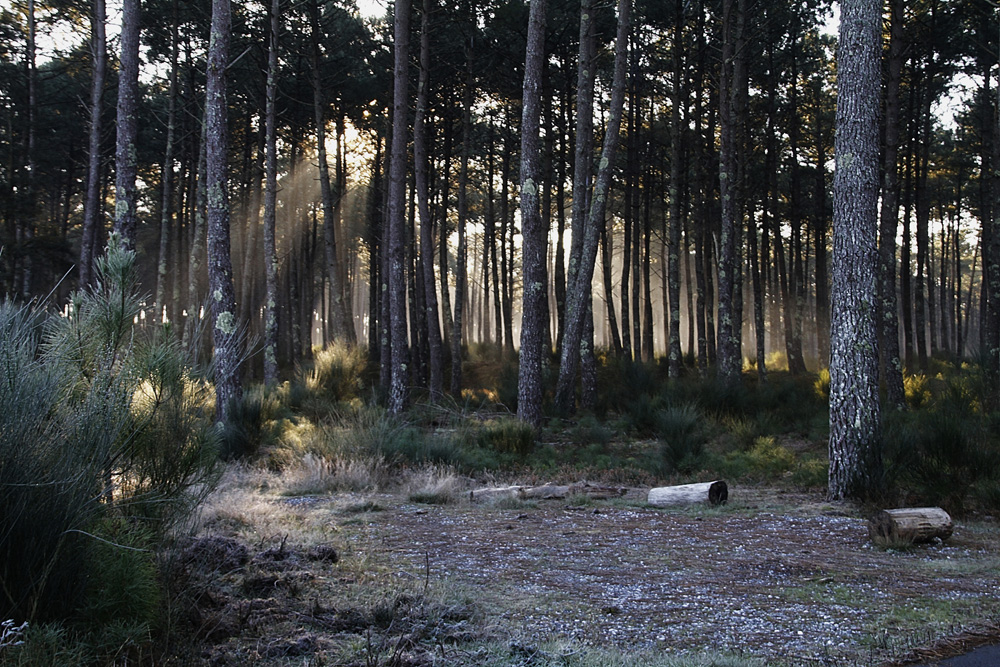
829;0;883;501
387;0;411;413
879;0;906;409
452;36;474;395
79;0;107;289
555;0;631;414
262;0;281;386
112;0;141;250
414;0;444;397
517;0;548;427
309;0;352;343
667;0;684;377
716;0;743;385
868;507;953;545
155;0;180;321
206;0;243;423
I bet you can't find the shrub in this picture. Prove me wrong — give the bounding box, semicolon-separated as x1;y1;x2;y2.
304;342;368;402
657;403;707;474
884;408;998;514
790;457;829;489
0;237;217;627
746;437;796;477
79;519;160;630
622;393;665;437
570;415;613;448
904;373;931;409
477;417;536;456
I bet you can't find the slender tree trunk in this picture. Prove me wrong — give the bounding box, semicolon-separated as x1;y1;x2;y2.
914;79;932;371
829;0;883;501
414;0;443;396
748;199;766;382
879;0;906;408
667;0;684;377
262;0;281;386
716;0;744;385
206;0;243;423
309;0;351;342
901;90;916;368
555;0;631;414
155;0;180;321
641;184;654;361
517;0;548;426
112;0;141;250
79;0;107;289
183;120;208;349
812;81;830;368
601;225;622;354
452;45;473;394
20;0;37;297
387;0;411;413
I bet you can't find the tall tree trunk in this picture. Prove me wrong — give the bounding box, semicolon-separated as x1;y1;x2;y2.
452;39;473;394
901;90;916;368
112;0;141;250
79;0;107;289
206;0;243;423
812;81;830;368
667;0;684;377
262;0;281;386
716;0;744;385
309;0;352;342
621;89;635;360
555;0;631;414
183;120;208;349
749;200;767;384
20;0;37;297
500;115;515;355
439;118;454;359
415;0;443;396
387;0;411;413
914;77;933;371
641;181;654;361
517;0;548;426
879;0;906;409
829;0;883;501
155;0;180;321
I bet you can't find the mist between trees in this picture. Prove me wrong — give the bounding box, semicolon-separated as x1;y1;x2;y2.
2;1;997;430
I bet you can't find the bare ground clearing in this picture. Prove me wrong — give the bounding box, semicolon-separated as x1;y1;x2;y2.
166;483;1000;666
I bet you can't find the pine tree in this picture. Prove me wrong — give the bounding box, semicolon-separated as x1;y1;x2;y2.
829;0;883;501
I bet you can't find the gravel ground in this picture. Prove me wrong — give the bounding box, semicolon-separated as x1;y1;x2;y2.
171;485;1000;666
347;487;1000;665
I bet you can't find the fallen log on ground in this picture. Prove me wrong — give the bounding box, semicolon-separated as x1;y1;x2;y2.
470;482;627;502
868;507;953;545
647;480;728;507
469;486;522;502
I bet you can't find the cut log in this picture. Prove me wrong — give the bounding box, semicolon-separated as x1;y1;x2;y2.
470;481;627;502
647;480;728;507
868;507;953;545
519;483;570;499
469;486;522;502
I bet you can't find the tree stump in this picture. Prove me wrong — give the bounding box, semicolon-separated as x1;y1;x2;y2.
868;507;953;545
647;480;728;507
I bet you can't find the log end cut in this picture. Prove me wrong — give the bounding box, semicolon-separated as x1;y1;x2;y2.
868;507;953;546
647;480;728;507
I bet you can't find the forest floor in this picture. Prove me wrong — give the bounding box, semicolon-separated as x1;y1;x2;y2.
160;469;1000;667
